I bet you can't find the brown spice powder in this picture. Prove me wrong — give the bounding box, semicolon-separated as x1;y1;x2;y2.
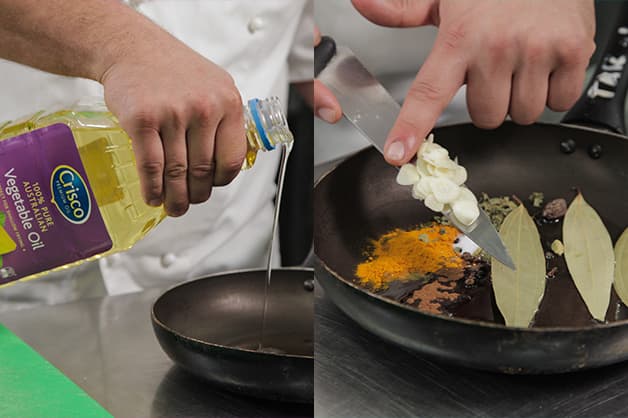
406;280;460;314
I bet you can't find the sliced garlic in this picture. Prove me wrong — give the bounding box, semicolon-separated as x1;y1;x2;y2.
396;164;420;186
450;166;467;186
458;186;477;203
416;158;431;177
452;199;480;226
421;146;450;168
395;133;480;226
412;177;432;200
412;184;426;200
430;177;460;204
425;161;439;176
425;194;445;212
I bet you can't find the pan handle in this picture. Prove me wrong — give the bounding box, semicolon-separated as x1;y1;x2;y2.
315;36;337;78
562;3;628;135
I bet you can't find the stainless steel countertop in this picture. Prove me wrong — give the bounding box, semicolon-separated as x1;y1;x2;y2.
315;286;628;418
5;261;628;418
0;288;313;418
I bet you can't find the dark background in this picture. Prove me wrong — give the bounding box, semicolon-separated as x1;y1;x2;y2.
280;87;313;266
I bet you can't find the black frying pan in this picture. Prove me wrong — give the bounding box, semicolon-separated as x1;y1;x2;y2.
314;9;628;373
151;268;313;402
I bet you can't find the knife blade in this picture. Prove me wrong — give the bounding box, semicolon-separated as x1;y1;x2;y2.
315;36;515;270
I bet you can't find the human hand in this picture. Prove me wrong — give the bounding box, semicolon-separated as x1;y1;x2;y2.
350;0;595;165
314;26;343;124
100;28;246;217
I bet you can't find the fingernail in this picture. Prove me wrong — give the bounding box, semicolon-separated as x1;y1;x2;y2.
317;107;337;123
405;135;418;155
148;198;162;207
385;140;405;162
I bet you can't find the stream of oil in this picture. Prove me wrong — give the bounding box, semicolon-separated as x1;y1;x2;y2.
258;142;293;350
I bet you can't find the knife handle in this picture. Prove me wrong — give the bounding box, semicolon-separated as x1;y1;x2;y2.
315;36;337;78
561;1;628;134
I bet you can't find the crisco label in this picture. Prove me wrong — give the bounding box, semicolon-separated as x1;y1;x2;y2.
0;123;111;285
50;165;91;224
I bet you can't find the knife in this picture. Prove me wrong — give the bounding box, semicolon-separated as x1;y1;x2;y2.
315;36;515;270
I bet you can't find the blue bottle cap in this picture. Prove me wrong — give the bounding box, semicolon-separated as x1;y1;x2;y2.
248;98;275;151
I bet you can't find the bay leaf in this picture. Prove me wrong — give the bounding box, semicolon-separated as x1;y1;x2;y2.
613;228;628;306
563;193;615;321
492;204;546;327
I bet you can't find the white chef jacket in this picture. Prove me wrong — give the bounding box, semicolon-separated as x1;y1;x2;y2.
0;0;313;309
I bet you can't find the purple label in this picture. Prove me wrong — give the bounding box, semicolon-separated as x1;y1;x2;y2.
0;123;112;284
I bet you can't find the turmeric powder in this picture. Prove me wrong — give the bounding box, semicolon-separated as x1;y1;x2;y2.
355;224;463;290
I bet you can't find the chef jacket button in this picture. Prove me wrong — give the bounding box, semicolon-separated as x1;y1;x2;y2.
247;16;265;34
160;253;177;268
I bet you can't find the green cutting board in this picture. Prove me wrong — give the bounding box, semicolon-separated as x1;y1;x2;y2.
0;324;112;418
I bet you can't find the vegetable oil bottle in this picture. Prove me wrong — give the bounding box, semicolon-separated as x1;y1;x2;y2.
0;96;293;286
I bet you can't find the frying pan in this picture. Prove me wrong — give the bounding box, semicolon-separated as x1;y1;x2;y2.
314;8;628;373
151;268;313;402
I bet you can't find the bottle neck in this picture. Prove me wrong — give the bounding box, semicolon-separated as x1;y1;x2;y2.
245;97;293;151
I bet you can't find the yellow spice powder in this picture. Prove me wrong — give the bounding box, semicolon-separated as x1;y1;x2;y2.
355;224;463;290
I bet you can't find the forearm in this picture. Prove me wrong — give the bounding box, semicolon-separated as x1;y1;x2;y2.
0;0;166;82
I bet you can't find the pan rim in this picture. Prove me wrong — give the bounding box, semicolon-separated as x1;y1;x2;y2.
151;266;314;360
314;120;628;333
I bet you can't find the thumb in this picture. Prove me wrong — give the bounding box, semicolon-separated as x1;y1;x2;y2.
314;80;342;123
351;0;438;27
383;37;466;165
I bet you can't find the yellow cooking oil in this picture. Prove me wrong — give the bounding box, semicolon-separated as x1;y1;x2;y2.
0;97;293;284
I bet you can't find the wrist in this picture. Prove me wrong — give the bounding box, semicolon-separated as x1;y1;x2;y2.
88;3;168;83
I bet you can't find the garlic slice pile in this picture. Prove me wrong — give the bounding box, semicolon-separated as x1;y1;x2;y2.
396;134;479;226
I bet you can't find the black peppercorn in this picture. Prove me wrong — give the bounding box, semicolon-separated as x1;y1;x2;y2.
560;139;576;154
588;144;602;159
